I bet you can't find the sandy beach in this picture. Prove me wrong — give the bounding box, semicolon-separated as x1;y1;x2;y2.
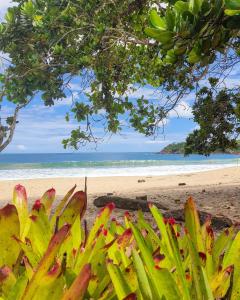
0;166;240;223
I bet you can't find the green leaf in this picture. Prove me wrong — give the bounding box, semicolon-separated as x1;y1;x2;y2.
164;49;177;64
7;274;28;300
50;185;76;228
152;268;182;300
223;231;240;268
107;262;132;300
174;45;187;55
174;1;189;13
201;267;215;300
132;249;152;300
187;236;214;300
224;9;240;15
58;191;87;229
184;197;204;252
144;28;173;44
130;222;180;299
13;185;29;239
28;205;51;256
225;0;240;10
21;1;36;17
0;204;21;268
165;224;191;300
86;203;115;247
41;188;55;216
0;266;16;298
213;227;234;265
14;236;40;268
188;48;201;63
32;275;65;300
210;266;232;298
149;10;166;30
21;224;71;300
165;8;175;31
62;264;91;300
189;0;203;14
149;204;173;259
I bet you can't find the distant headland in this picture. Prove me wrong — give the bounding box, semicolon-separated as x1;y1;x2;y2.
160;142;240;154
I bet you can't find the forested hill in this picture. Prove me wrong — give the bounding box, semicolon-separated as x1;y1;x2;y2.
160;142;240;154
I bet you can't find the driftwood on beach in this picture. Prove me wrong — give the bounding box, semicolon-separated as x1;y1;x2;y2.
93;195;233;231
94;195;168;211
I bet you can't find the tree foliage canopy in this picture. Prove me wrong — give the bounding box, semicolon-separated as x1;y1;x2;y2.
0;0;240;154
145;0;240;154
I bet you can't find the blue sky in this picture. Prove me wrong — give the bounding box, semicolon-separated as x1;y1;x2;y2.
0;1;239;153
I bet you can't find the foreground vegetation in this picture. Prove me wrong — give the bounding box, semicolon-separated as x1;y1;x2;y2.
0;185;240;299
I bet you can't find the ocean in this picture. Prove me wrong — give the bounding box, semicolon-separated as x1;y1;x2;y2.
0;152;239;180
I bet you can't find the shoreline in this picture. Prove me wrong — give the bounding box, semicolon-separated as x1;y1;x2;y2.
0;162;238;181
0;166;240;223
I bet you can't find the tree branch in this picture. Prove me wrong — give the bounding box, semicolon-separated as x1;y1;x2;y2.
0;98;32;152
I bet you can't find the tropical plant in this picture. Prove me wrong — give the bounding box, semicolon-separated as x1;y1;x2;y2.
0;184;240;299
145;0;240;155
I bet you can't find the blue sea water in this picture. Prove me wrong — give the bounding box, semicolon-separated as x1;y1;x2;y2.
0;152;239;180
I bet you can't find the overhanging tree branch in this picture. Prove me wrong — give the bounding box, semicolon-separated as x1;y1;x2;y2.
0;98;33;152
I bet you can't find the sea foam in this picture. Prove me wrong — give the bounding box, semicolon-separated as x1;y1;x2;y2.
0;163;236;180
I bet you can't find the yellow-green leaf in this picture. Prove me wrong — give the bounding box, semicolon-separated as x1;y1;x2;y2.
184;197;204;252
149;10;166;30
13;185;29;239
0;204;21;268
41;188;55;216
132;249;152;300
62;264;91;300
144;28;173;44
22;224;71;300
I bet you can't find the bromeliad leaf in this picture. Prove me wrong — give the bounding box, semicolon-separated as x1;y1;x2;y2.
58;191;87;229
107;261;132;300
13;185;29;239
0;266;16;298
184;197;204;252
22;224;71;300
132;249;152;300
50;185;77;228
0;204;21;268
86;203;115;247
41;188;55;216
62;264;91;300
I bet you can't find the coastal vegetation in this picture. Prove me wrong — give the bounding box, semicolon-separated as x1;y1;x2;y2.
0;184;240;299
0;0;239;155
160;141;240;154
160;142;186;154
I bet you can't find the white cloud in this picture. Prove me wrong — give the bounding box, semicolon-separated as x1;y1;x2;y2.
68;83;83;91
157;118;169;126
16;144;26;151
144;140;170;144
125;86;162;100
193;125;200;130
200;77;240;89
54;93;78;107
1;97;195;153
0;0;12;9
182;93;195;103
168;101;193;118
0;0;14;20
